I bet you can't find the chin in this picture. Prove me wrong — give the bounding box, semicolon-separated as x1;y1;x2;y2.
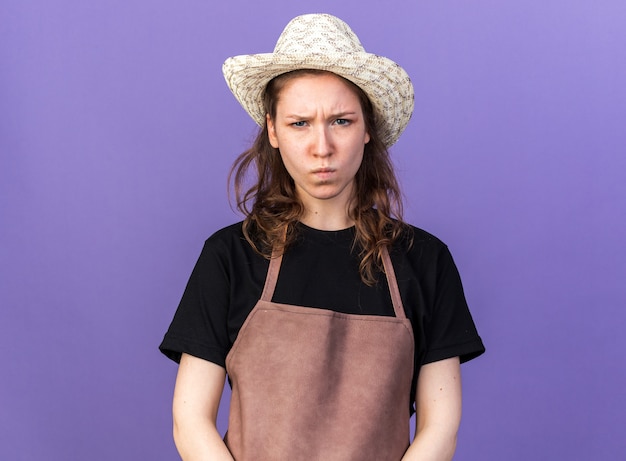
301;182;352;203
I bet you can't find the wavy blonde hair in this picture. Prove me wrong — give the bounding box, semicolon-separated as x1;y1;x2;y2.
229;70;409;285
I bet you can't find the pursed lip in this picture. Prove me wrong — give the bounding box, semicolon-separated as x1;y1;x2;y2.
311;167;336;180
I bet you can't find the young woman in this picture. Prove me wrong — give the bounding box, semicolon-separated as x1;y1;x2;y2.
160;14;484;461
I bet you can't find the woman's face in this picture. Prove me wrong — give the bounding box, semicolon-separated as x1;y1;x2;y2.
267;72;370;214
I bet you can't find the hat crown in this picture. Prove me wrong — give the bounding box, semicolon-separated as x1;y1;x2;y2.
273;14;365;55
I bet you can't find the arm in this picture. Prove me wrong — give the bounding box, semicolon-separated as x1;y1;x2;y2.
401;357;462;461
172;353;234;461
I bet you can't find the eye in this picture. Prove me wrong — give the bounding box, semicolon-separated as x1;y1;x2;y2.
334;118;350;126
292;121;307;127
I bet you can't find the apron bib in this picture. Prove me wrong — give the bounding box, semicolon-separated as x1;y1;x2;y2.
225;246;415;460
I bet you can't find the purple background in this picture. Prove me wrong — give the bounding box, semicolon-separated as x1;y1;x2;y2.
2;1;625;459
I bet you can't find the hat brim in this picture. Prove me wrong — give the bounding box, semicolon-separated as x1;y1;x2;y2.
223;52;414;147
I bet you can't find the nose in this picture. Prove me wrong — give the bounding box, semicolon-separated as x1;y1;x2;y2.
312;125;332;158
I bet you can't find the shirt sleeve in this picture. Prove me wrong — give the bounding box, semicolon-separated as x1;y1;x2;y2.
158;238;231;367
422;244;485;365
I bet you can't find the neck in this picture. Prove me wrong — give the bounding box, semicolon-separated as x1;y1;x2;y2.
300;204;354;231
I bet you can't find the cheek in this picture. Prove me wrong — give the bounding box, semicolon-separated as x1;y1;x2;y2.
277;149;299;176
349;150;365;178
347;141;365;165
352;153;365;172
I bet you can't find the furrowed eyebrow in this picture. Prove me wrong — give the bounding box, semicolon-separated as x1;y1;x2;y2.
332;111;357;118
283;111;358;120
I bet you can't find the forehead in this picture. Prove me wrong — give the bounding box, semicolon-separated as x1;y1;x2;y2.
275;72;364;110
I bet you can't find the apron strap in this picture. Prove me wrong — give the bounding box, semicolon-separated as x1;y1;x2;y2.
381;246;407;319
260;248;283;302
261;243;406;320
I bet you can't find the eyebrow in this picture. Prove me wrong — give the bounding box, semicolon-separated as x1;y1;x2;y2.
283;111;358;120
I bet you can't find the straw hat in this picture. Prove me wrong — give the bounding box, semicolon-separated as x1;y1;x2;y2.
222;13;414;147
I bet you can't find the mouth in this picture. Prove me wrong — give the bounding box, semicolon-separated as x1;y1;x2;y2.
311;168;336;180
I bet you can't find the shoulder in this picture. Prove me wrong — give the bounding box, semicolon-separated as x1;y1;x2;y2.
205;221;245;242
199;221;266;268
405;225;446;245
193;222;246;265
394;224;450;257
390;223;460;280
202;221;248;253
